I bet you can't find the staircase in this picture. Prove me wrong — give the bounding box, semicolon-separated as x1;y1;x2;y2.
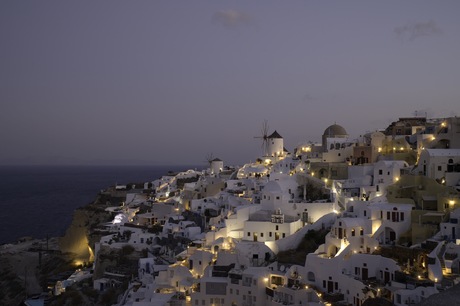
437;243;446;273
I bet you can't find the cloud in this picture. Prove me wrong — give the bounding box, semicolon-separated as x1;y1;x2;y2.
394;20;442;42
212;9;252;28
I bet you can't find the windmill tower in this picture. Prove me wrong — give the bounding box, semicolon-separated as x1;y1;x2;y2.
267;130;284;158
205;153;223;176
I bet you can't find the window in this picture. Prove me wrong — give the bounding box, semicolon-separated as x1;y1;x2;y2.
364;210;367;217
261;233;264;237
276;225;279;230
276;196;280;200
230;289;233;294
401;212;404;221
269;232;272;237
282;233;286;238
247;232;250;237
351;229;355;236
438;166;442;171
360;228;363;236
379;169;383;175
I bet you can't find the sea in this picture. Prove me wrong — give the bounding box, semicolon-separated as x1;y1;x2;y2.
0;165;201;245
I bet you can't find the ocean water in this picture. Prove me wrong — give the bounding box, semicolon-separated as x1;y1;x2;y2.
0;165;200;245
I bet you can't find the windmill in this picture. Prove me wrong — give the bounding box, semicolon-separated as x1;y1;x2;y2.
254;120;270;156
204;152;215;168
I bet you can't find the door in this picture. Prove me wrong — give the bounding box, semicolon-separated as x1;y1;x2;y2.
362;268;368;280
384;271;390;283
327;281;334;293
390;231;396;242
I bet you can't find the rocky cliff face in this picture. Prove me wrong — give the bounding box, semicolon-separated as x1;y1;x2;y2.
59;190;124;265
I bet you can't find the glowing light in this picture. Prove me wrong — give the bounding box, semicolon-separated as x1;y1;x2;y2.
113;213;128;224
449;200;455;205
418;275;422;279
263;278;268;282
324;178;328;183
400;147;404;151
435;278;438;282
432;136;436;141
305;285;309;289
378;147;382;153
333;209;339;214
311;172;315;176
395;177;399;182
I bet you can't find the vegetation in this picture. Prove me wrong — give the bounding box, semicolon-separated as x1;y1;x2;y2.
277;229;329;265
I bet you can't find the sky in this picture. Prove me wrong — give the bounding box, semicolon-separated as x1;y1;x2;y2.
1;1;459;166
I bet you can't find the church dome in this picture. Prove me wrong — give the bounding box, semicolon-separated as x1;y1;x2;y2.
323;124;348;137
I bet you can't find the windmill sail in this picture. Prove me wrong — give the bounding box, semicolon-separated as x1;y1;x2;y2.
254;120;269;156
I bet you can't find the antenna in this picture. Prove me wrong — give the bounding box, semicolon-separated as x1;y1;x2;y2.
254;120;270;156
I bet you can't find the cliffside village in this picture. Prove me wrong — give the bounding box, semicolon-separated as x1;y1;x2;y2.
53;117;460;305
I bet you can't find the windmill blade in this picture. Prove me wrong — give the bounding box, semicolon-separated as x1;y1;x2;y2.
204;153;214;165
262;120;269;139
253;120;270;156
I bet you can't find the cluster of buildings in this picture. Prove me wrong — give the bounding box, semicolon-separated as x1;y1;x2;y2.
74;116;460;305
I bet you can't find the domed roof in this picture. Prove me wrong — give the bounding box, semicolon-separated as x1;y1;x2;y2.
323;124;348;137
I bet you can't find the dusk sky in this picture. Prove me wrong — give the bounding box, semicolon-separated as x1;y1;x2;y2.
1;1;459;166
